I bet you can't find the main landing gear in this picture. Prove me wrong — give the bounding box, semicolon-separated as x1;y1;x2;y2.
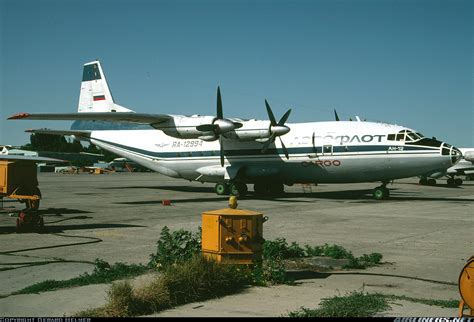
373;183;390;200
419;177;463;187
419;178;437;186
447;177;463;187
214;181;285;198
215;182;248;197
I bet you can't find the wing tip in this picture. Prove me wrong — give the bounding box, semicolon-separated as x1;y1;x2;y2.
8;112;31;120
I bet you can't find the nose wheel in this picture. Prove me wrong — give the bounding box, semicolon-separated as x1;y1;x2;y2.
373;184;390;200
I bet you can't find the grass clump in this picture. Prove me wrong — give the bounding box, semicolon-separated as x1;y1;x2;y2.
12;259;148;295
76;255;248;317
383;294;459;308
286;291;391;317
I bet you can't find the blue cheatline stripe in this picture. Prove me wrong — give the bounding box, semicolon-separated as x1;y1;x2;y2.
92;137;439;161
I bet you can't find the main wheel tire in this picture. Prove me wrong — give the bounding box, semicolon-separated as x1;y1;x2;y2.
447;178;455;186
455;178;463;186
419;178;428;185
215;182;229;195
427;179;436;186
230;182;247;197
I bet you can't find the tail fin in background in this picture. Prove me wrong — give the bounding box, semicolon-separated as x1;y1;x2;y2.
78;61;133;113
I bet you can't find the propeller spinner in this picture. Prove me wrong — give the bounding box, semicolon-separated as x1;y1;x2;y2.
261;100;292;159
196;87;242;166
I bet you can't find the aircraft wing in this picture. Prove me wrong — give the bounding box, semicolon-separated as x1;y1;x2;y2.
8;112;172;124
0;155;67;163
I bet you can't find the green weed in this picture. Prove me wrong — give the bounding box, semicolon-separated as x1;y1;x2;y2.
12;259;148;295
286;291;391;317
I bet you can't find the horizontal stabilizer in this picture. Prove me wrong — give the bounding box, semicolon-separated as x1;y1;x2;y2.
9;112;172;124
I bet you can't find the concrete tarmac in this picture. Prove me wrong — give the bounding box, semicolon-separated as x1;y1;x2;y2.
0;172;472;317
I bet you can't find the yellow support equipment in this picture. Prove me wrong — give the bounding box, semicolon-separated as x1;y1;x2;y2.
201;207;267;264
459;256;474;317
0;160;41;209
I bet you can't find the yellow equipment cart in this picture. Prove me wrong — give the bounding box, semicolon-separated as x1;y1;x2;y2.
0;160;43;232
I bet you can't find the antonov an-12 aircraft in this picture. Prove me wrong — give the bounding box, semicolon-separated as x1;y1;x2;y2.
9;61;463;200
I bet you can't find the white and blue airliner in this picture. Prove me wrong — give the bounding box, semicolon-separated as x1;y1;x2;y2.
9;61;463;200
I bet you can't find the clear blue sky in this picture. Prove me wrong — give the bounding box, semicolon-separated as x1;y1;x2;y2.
1;0;472;147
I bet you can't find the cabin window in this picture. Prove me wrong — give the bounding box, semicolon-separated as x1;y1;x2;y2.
387;134;395;141
396;133;405;141
323;145;332;154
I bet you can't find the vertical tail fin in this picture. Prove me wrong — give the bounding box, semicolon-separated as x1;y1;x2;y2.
78;61;133;113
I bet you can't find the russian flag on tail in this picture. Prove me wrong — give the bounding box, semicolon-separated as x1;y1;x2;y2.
93;95;106;101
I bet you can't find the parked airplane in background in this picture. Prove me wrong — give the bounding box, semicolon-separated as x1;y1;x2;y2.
419;148;474;186
8;61;463;200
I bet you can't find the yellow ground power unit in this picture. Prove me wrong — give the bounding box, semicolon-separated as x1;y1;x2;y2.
201;207;267;264
459;256;474;317
0;160;41;210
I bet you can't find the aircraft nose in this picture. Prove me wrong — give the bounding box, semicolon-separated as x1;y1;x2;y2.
452;146;462;164
441;143;462;164
448;144;462;164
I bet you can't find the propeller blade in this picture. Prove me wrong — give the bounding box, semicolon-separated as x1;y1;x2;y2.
279;137;289;160
278;109;292;126
334;109;340;121
217;86;223;119
196;124;218;132
265;99;277;125
219;135;224;167
312;132;317;153
261;133;276;153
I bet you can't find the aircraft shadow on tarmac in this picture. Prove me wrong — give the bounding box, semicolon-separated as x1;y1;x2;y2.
0;222;146;234
102;185;216;193
112;187;473;204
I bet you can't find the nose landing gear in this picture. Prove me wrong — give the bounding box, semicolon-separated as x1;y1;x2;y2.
373;183;390;200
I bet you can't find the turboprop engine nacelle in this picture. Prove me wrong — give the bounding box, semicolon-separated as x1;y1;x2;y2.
463;151;474;163
153;115;217;139
224;119;272;141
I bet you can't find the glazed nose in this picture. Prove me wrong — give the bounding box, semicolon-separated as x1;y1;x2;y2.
441;143;462;164
450;146;462;164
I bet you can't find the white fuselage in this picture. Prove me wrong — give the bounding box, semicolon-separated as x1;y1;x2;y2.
84;121;458;185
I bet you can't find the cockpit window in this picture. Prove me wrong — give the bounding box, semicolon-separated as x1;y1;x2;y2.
387;130;423;142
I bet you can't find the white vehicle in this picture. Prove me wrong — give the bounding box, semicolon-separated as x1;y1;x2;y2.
419;148;474;186
9;61;462;200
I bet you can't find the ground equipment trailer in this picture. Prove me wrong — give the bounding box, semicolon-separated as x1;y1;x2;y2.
0;160;43;232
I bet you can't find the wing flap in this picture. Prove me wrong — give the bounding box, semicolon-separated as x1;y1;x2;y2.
25;129;92;137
